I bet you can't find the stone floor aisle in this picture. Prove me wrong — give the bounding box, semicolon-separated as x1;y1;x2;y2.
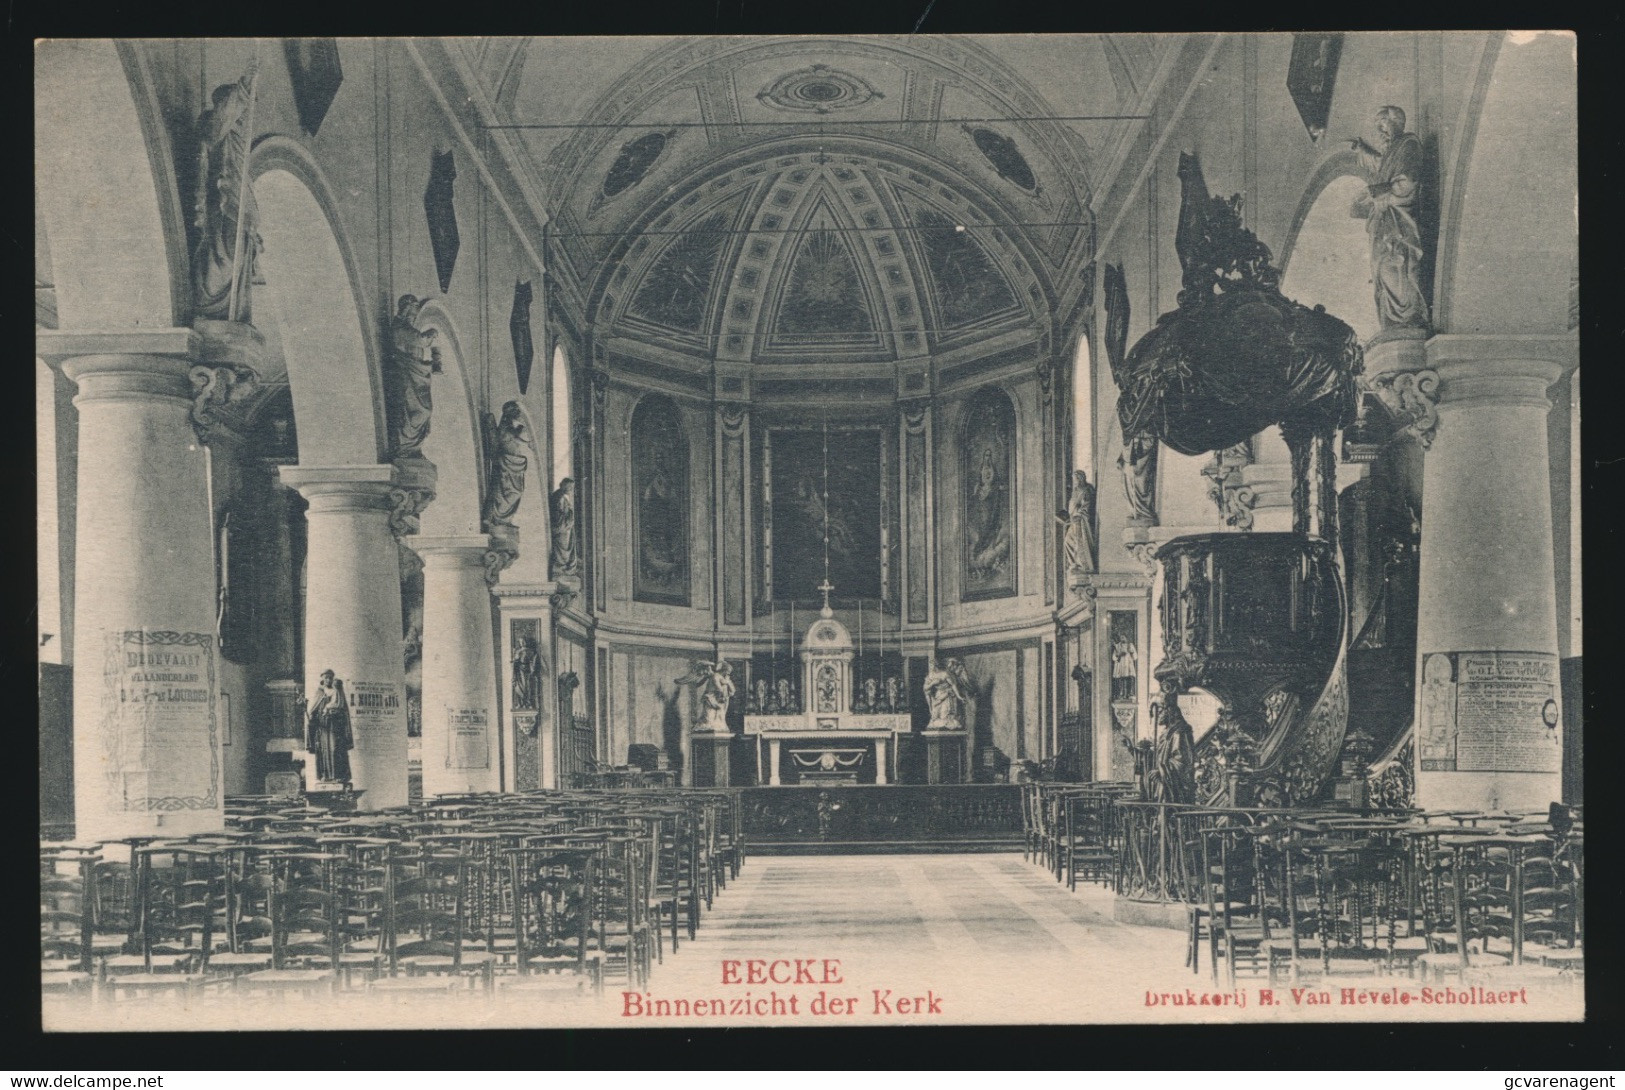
46;853;1582;1031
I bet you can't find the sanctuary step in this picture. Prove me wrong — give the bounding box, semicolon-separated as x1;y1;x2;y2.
741;784;1022;854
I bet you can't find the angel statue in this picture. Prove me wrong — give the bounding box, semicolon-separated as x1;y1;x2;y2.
192;62;263;323
676;660;736;732
923;657;970;729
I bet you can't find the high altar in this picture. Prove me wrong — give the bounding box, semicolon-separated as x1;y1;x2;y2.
743;605;911;785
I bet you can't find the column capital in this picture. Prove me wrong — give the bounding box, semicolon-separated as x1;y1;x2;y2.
1427;334;1577;411
406;534;494;568
38;326;200;365
279;464;399;512
44;328;202;405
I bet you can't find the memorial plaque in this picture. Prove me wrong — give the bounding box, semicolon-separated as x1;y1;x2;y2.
101;630;219;812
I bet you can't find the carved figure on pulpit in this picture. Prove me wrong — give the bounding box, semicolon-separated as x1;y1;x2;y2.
192;63;262;323
1149;698;1197;805
390;295;441;458
304;669;354;786
923;657;968;729
1349;106;1430;333
885;676;903;714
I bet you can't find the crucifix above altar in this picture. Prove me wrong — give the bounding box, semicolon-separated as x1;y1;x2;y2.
744;595;911;785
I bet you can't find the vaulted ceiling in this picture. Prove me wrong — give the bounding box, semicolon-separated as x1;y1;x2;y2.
460;34;1180;367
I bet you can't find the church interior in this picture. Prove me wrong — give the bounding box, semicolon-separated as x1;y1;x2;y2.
36;33;1582;1027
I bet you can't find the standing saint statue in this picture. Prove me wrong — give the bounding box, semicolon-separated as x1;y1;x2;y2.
1118;432;1159;523
510;636;541;711
1057;469;1098;581
390;295;441;458
192;63;262;323
1349;106;1430;332
549;477;580;577
923;657;968;729
484;401;529;528
304;669;354;786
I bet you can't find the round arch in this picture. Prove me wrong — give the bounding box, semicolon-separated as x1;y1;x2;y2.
1279;170;1380;345
411;303;485;538
35;39;187;330
250;142;387;466
550;343;574;488
1437;32;1576;334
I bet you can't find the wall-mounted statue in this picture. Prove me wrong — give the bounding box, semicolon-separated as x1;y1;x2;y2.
1349;107;1430;333
192;63;262;323
304;668;354;786
510;635;542;712
1058;469;1098;581
549;477;580;577
1104;263;1158;524
389;295;441;459
483;401;529;529
923;657;970;729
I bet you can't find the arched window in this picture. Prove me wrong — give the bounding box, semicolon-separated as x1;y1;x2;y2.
550;344;572;487
1072;334;1094;483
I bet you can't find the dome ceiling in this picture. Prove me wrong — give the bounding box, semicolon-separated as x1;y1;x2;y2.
591;140;1046;365
463;34;1180;367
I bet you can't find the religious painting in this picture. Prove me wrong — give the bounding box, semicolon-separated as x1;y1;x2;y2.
961;387;1017;601
765;427;883;601
907;201;1020;328
631;395;690;605
627;206;734;333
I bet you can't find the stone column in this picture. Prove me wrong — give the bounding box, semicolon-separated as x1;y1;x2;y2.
1413;335;1574;812
44;329;223;841
280;464;409;809
409;535;501;798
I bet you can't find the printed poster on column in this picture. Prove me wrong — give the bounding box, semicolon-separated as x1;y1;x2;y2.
101;630;219;811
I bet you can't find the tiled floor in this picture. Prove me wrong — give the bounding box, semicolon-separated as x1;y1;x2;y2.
45;854;1582;1030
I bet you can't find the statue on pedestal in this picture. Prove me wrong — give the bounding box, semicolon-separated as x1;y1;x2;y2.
678;660;736;731
923;657;969;729
483;401;530;529
1349;107;1430;333
550;477;580;577
1058;469;1099;579
304;669;353;786
192;63;262;323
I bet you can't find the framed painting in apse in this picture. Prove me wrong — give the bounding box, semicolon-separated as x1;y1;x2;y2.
961;386;1017;601
631;395;690;606
766;426;883;602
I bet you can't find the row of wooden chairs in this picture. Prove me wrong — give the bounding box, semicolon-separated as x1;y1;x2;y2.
41;788;748;1003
